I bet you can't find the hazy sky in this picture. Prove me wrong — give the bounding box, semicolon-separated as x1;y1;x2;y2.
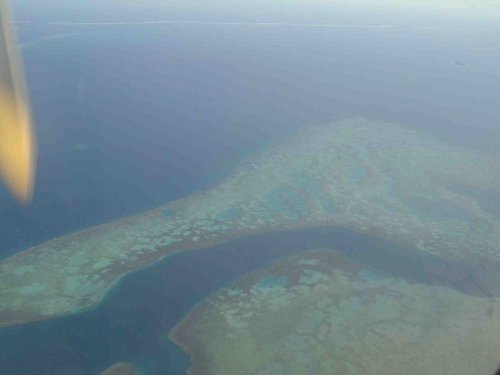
209;0;500;9
10;0;500;21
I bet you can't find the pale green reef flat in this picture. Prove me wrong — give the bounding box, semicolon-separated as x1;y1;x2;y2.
1;117;500;326
169;249;500;375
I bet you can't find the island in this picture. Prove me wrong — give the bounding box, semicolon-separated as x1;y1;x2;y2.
98;363;138;375
1;117;500;327
169;248;500;375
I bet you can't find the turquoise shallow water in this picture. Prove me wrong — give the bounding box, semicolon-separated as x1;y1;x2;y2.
256;275;289;289
1;14;500;375
3;17;500;256
1;226;498;375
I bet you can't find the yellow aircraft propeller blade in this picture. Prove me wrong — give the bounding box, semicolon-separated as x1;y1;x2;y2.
0;0;35;204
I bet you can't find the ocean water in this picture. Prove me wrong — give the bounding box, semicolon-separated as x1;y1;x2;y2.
1;226;496;375
1;12;500;374
3;19;500;255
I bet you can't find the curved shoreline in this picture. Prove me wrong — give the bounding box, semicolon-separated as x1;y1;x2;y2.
168;247;500;375
1;118;500;327
2;224;500;374
168;310;203;375
98;363;139;375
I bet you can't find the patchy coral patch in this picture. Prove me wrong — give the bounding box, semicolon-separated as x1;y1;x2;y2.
1;118;500;326
169;249;500;375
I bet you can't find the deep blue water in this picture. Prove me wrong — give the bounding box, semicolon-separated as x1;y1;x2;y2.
1;226;498;375
1;13;500;375
2;20;500;255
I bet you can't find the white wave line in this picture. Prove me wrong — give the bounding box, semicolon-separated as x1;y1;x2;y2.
46;20;397;28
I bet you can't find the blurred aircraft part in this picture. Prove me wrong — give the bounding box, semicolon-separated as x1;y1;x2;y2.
0;0;35;204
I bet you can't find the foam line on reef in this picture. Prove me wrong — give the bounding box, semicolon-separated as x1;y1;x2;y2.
45;20;398;28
